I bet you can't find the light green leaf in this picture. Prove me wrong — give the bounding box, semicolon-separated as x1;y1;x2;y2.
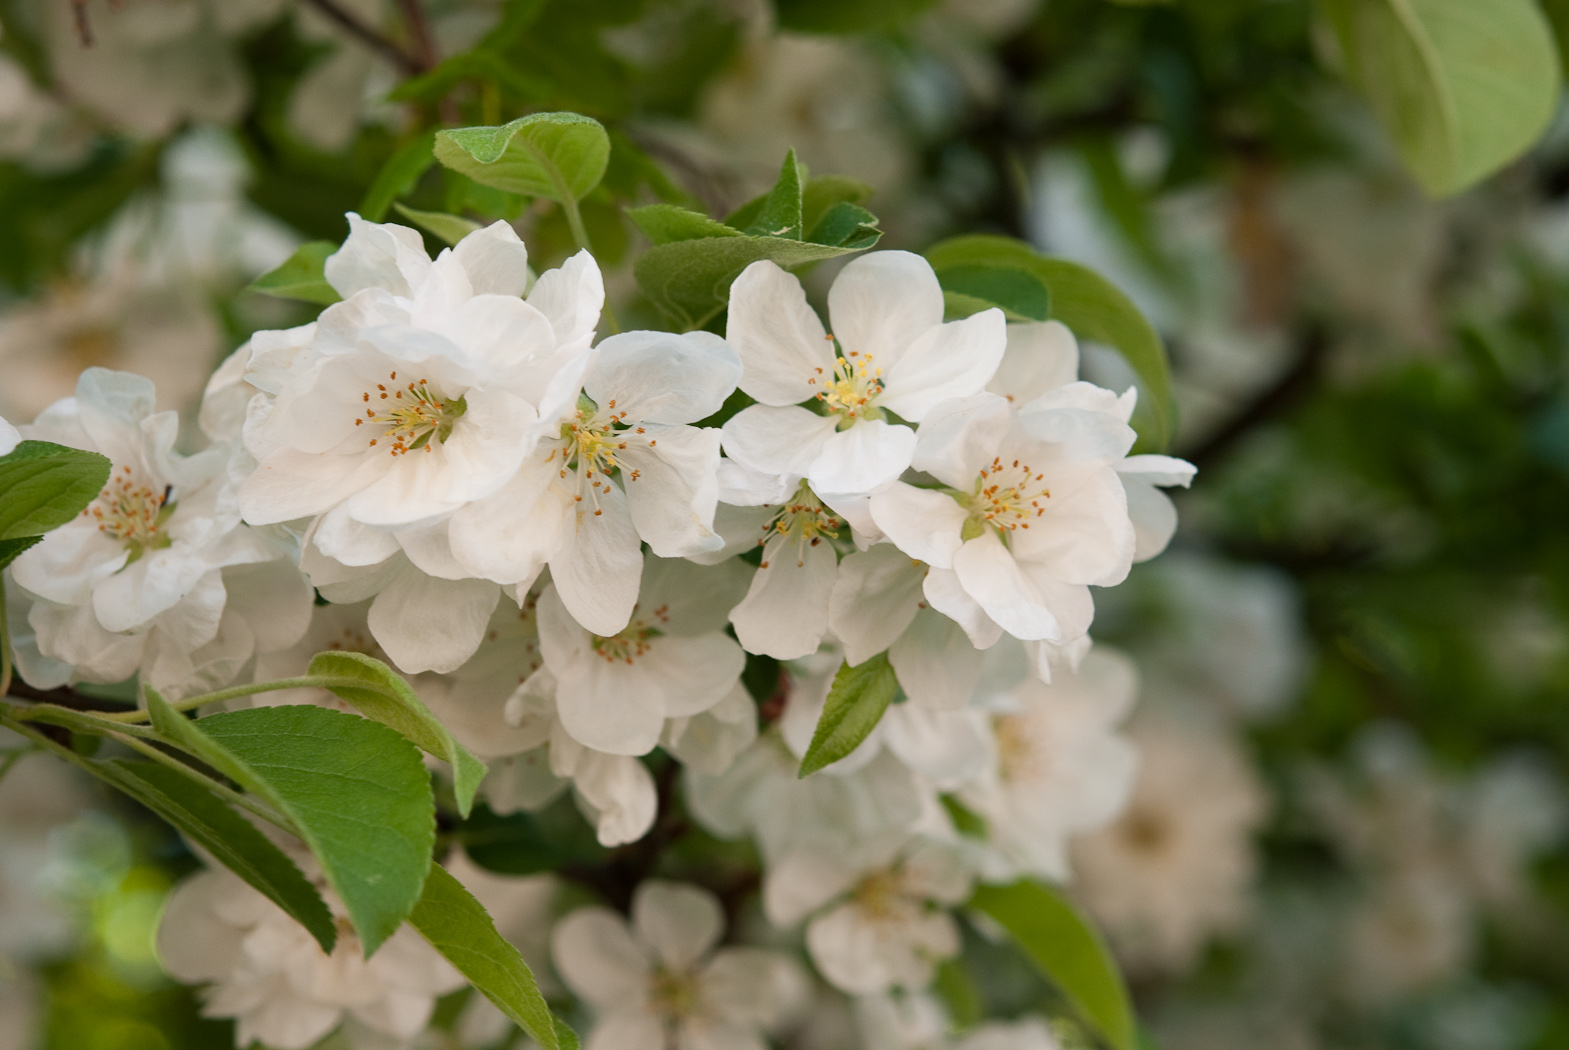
146;692;434;956
99;760;338;954
742;150;805;239
933;959;983;1031
802;174;873;231
969;880;1137;1050
1322;0;1560;196
434;113;610;203
627;203;743;246
926;236;1174;450
361;131;437;223
798;653;899;778
306;650;487;818
636;235;872;331
0;535;42;571
409;863;561;1050
245;241;342;306
392;204;484;246
0;440;112;541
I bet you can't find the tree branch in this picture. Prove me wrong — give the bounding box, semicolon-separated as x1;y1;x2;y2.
1181;321;1329;474
299;0;425;75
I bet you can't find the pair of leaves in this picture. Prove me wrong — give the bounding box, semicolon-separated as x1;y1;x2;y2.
631;150;882;330
1323;0;1560;197
970;880;1137;1050
0;440;112;570
926;236;1175;451
798;652;899;777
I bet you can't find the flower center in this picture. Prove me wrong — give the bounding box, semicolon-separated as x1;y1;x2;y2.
960;456;1050;540
354;370;466;456
649;967;702;1022
852;869;909;921
82;465;174;564
544;397;651;519
994;714;1045;782
758;481;842;569
1120;807;1172;856
810;347;883;427
589;604;669;664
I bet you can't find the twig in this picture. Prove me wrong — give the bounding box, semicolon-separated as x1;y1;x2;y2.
396;0;438;72
71;0;93;46
299;0;424;75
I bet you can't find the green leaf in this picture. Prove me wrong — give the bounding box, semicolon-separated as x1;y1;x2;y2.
937;265;1051;322
99;760;338;954
798;653;899;778
926;236;1174;450
1322;0;1560;196
361;131;437;223
934;958;983;1031
969;880;1137;1050
409;863;561;1050
627;203;743;246
245;241;342;306
742;150;805;239
0;535;42;571
392;204;484;247
456;805;561;875
305;650;488;818
637;235;873;331
146;693;434;956
434;113;610;203
802;175;873;231
774;0;940;31
806;201;881;251
0;441;112;541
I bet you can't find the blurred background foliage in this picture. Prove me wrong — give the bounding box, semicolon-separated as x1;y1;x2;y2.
3;0;1569;1048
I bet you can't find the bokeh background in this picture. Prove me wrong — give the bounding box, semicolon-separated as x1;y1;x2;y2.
3;1;1569;1048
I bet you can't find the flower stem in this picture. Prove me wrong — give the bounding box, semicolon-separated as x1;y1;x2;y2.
97;676;340;724
0;575;11;701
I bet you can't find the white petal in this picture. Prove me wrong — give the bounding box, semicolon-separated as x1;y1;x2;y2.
1116;453;1197;488
889;608;986;711
0;415;19;455
633;881;723;972
449;465;571;586
1010;465;1134;586
726;260;830;405
701;948;808;1030
313;502;401;567
394;517;470;580
551;908;653;1008
952;532;1061;642
827;251;943;369
879;308;1006;421
1122;475;1178;562
804;905;893;995
806;420;916;496
221;560;314;655
721;405;836;479
829;545;925;667
240;448;390;525
866;483;966;569
728;536;836;660
325;213;431;298
641;633;746;718
988;320;1080;404
367;567;499;673
452;219;531;297
157;870;246;982
881;705;991;788
554;656;668;756
567;744;659;847
716;458;798;506
909;393;1014;490
639;555;753;636
922;568;1004;650
548;481;642;637
762;852;857;927
527;250;604;350
588;330;742;425
620;426;724;558
90;546;212;634
584;1010;664;1050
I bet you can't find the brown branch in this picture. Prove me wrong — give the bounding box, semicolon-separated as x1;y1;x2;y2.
299;0;424;75
396;0;438;72
71;0;93;46
5;680;132;714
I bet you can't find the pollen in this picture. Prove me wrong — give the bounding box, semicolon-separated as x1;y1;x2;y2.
84;469;175;562
970;456;1051;533
353;371;466;456
814;352;884;426
759;480;842;568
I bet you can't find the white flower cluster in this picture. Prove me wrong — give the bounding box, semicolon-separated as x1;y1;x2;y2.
2;215;1194;1049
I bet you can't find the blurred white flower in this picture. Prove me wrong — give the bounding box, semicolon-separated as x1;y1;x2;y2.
1071;708;1268;975
552;880;807;1050
0;413;17;456
158;864;465;1050
0;741;93;964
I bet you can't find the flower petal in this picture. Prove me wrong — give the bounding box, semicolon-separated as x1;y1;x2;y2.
728;536;836;660
548;481;642;637
866;483;966;569
640;633;746;718
827;251;943;369
527;250;604;351
551;908;653;1008
988;320;1080;404
726;260;830;405
952;532;1061;642
879;308;1006;422
366;566;499;673
721;404;836;479
909;393;1014;490
888;608;986;712
587;330;741;425
828;544;925;666
633;880;724;972
620;426;724;558
325;213;431;298
452;220;531;298
806;419;916;496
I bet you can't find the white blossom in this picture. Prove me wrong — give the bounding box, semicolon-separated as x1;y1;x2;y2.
552;880;807;1050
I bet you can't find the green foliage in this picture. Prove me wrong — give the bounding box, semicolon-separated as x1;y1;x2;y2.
454;805;562;875
409;863;563;1050
305;650;488;818
434;113;611;203
969;880;1137;1050
774;0;941;32
360;131;438;222
0;535;41;571
798;653;900;778
94;761;337;955
146;693;435;957
393;203;484;245
0;441;112;541
245;241;343;306
1322;0;1561;196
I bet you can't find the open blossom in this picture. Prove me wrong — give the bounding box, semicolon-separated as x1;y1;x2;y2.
721;252;1005;499
725;477;846;660
552;880;807;1050
765;837;971;995
7;369;305;695
959;648;1140;882
158;863;465;1050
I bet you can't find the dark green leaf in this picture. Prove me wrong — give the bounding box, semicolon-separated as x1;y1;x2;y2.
392;204;483;246
410;863;561;1050
742;150;805;239
802;175;873;232
969;880;1137;1050
775;0;940;32
306;650;488;818
0;441;112;541
147;692;434;957
456;806;561;875
0;535;41;571
937;264;1051;322
806;201;881;251
434;113;610;203
245;241;342;306
360;131;437;222
626;204;742;246
798;653;899;778
100;760;337;954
